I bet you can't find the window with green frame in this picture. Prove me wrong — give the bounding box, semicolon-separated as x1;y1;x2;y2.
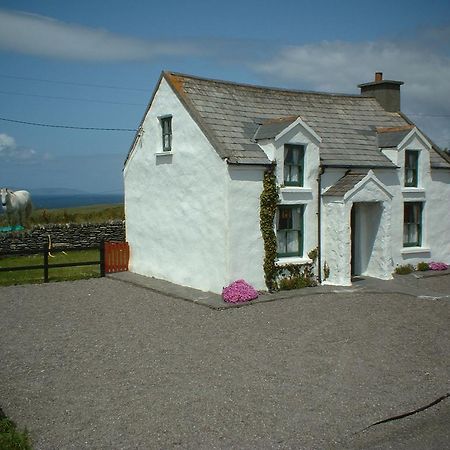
277;205;304;257
405;150;419;187
160;115;172;151
284;144;305;186
403;202;422;247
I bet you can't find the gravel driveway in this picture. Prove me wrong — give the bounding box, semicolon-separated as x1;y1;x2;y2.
0;277;449;449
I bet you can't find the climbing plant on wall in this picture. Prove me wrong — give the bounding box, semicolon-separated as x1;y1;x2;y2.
260;165;279;291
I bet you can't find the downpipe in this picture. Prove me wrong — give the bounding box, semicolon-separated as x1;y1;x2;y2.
317;165;325;284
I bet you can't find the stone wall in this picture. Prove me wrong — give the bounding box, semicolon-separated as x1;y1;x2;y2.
0;221;125;254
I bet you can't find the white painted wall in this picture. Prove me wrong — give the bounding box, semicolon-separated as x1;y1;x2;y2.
321;200;350;285
378;133;450;268
227;165;266;290
427;169;450;262
124;78;229;293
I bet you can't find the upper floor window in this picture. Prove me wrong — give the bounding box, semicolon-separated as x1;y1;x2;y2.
277;205;304;257
160;115;172;152
403;202;422;247
405;150;419;187
284;144;305;186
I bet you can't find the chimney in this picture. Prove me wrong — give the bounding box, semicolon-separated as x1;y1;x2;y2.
358;72;404;112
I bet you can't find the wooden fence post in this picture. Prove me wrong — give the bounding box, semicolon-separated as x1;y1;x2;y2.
100;240;106;277
43;243;49;283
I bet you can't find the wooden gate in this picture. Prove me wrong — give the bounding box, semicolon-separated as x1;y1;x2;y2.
103;241;129;274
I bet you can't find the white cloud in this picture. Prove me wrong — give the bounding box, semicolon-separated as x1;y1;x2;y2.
0;133;48;162
250;35;450;148
0;9;199;61
0;133;15;152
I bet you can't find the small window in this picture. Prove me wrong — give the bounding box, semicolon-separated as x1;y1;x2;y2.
160;115;172;152
284;145;305;186
403;202;422;247
277;205;304;257
405;150;419;187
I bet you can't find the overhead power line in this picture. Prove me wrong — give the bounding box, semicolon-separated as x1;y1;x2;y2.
0;116;137;132
405;112;450;118
0;73;149;92
2;73;449;119
0;89;144;106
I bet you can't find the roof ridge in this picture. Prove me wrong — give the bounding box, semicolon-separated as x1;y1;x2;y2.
164;70;366;99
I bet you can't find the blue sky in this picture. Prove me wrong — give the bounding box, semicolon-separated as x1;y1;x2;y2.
0;0;449;193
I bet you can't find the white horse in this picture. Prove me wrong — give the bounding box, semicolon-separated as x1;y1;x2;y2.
1;188;33;226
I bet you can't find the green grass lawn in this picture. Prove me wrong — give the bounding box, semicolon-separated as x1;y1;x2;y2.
0;249;101;286
0;203;124;227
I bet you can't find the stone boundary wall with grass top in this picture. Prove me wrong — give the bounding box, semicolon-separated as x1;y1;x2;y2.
0;220;126;253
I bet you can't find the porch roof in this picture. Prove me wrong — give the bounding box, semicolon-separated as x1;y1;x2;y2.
324;170;369;197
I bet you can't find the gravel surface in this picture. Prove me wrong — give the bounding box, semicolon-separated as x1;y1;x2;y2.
0;277;449;449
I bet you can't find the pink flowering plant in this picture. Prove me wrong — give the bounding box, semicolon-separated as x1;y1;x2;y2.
222;279;259;303
429;261;449;271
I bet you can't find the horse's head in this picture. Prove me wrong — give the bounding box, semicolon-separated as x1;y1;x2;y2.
1;188;9;209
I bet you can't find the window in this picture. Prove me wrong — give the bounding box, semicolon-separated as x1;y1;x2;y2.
284;145;304;186
277;205;304;257
405;150;419;187
160;115;172;152
403;202;422;247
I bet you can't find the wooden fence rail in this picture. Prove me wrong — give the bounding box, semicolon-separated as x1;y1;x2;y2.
0;241;129;283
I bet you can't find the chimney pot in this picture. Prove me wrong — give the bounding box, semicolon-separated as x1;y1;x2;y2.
358;73;404;112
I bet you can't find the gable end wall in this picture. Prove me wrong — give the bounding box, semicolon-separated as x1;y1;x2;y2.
124;78;229;293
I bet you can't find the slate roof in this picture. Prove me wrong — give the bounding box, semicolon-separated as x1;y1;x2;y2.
324;170;369;196
377;127;413;148
429;148;450;169
131;71;450;169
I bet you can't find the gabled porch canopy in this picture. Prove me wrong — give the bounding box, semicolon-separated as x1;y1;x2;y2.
322;170;394;286
324;169;393;202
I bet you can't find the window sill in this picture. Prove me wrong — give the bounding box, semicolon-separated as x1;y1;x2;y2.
401;247;430;255
280;186;312;193
402;187;425;193
156;151;173;156
276;256;312;266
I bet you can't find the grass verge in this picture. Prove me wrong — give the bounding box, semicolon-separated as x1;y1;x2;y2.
0;411;32;450
0;249;100;286
0;203;124;227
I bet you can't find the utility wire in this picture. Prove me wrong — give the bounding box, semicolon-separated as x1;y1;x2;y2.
405;112;450;118
0;116;137;132
1;74;449;118
0;89;144;106
0;73;149;92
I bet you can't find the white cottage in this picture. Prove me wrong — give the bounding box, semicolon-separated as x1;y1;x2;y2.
124;71;450;293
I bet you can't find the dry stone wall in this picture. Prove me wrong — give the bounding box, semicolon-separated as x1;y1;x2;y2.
0;221;125;254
